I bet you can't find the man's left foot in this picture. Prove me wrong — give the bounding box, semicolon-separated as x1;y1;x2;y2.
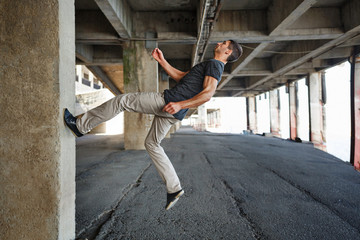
63;108;83;137
165;189;184;210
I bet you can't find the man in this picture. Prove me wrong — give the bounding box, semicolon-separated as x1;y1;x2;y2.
64;40;242;210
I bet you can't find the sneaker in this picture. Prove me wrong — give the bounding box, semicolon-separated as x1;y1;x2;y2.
63;108;83;137
165;189;184;210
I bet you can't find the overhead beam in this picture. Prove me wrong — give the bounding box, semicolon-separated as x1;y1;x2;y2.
222;70;272;77
95;0;132;38
133;11;197;35
157;32;197;44
248;25;360;89
211;7;342;42
199;0;224;62
87;66;122;95
268;0;317;34
217;0;316;90
192;0;211;66
342;0;360;32
314;46;352;59
76;44;93;63
76;10;119;43
286;68;316;75
210;28;342;43
76;45;123;65
76;60;124;66
271;40;327;72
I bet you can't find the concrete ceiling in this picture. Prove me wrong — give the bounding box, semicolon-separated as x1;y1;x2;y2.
75;0;360;97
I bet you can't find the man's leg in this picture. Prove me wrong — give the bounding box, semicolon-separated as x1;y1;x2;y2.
144;116;181;193
76;92;170;134
144;116;184;210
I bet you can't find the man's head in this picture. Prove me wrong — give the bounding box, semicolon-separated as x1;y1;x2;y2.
214;40;243;63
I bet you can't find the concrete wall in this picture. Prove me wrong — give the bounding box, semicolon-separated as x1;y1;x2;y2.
75;89;114;115
0;1;75;239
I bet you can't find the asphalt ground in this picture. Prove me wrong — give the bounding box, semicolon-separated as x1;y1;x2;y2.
76;127;360;240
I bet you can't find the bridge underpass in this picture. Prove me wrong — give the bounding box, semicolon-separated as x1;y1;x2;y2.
1;0;360;239
74;128;360;240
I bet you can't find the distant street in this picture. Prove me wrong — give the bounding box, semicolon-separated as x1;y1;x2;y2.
76;127;360;240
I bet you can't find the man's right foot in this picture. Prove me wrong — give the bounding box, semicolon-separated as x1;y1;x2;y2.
63;108;83;137
165;189;184;210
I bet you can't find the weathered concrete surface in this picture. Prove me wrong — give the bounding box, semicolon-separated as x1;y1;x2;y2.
196;104;207;131
309;72;326;150
123;41;158;150
77;127;360;240
247;96;257;133
354;57;360;170
269;89;281;137
289;82;298;140
0;1;75;239
75;134;150;239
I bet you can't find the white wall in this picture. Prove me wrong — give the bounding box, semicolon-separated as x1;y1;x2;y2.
324;62;351;162
256;93;270;134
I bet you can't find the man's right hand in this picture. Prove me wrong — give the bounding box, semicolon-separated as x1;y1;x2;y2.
151;48;187;82
152;48;165;63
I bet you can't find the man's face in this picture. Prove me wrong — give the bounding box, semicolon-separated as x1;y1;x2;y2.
214;40;231;55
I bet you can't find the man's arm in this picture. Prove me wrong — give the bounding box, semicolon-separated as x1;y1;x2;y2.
152;48;188;82
162;75;218;114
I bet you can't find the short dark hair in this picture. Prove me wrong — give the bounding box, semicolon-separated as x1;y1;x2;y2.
227;40;243;63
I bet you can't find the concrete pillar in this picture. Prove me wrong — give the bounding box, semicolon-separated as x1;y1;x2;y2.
295;81;303;139
168;121;181;135
289;82;298;140
353;57;360;170
309;72;326;150
123;41;158;149
197;104;208;131
246;96;257;133
175;121;181;131
0;1;75;239
269;89;281;137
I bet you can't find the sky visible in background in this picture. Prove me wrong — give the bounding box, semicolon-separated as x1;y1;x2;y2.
200;61;351;162
324;62;351;162
295;62;351;161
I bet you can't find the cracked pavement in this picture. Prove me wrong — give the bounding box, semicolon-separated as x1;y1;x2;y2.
76;127;360;240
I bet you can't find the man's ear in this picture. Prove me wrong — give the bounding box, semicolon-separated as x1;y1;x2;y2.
225;49;232;56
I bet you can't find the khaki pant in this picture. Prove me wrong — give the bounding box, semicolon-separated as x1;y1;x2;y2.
76;92;182;193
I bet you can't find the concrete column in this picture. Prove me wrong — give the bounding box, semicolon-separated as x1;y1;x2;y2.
175;121;181;131
309;72;326;150
289;82;298;140
0;1;75;239
123;41;158;149
168;121;181;135
197;104;208;131
269;89;281;137
353;57;360;170
247;96;257;133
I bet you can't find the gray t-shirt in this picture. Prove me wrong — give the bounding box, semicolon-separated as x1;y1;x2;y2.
164;59;225;120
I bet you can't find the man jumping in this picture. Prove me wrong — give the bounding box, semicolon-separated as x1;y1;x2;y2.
64;40;242;210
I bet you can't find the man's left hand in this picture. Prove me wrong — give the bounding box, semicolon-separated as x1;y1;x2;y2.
162;102;181;114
